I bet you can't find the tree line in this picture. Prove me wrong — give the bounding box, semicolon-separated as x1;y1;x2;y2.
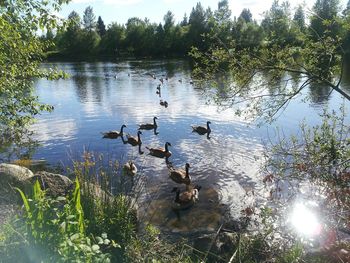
46;0;350;59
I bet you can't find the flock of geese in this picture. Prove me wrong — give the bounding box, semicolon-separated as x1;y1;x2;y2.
102;73;212;210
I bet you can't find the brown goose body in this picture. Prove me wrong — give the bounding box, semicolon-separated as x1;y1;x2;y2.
139;117;158;130
172;185;201;210
192;121;211;135
102;124;126;139
146;142;171;158
169;163;191;185
126;131;142;146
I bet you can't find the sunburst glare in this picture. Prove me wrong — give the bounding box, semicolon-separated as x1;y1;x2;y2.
290;203;321;237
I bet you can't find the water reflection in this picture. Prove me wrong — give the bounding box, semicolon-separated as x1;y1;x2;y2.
308;82;331;106
29;60;347;233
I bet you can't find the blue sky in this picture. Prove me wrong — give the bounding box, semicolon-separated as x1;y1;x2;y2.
59;0;348;26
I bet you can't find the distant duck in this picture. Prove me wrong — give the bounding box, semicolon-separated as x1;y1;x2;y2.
146;142;171;158
190;80;193;85
192;121;211;135
128;73;130;77
126;131;142;146
139;117;158;130
159;78;164;84
169;163;191;185
172;185;202;210
102;124;127;139
123;161;137;176
160;100;168;107
178;79;182;83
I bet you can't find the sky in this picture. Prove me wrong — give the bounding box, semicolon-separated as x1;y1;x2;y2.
59;0;348;26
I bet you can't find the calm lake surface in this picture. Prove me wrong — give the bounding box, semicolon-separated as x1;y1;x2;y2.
31;59;350;234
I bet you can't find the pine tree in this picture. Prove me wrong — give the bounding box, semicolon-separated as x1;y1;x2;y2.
83;6;96;31
97;16;106;36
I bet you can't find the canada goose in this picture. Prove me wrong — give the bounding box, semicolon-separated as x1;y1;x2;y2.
178;79;182;83
159;78;164;84
139;117;158;130
146;142;171;158
123;161;137;176
126;131;142;146
169;163;191;185
190;80;193;85
102;124;127;139
192;121;211;135
172;185;202;210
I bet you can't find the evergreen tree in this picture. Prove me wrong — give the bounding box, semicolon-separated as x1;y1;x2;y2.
83;6;96;31
188;2;207;50
293;5;305;30
163;11;174;32
239;8;253;23
309;0;340;38
180;13;188;26
97;16;106;36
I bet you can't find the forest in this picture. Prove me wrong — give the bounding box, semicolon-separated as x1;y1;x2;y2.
47;0;350;59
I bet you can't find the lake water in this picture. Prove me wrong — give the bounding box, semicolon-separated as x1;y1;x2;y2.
30;59;350;235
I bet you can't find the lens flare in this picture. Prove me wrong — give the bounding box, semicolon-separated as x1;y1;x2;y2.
290;203;321;236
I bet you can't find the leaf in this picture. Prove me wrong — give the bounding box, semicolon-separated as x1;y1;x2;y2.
96;236;103;244
15;187;30;214
70;233;80;241
56;196;66;201
92;244;100;252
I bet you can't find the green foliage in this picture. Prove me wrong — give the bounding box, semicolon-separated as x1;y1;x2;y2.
97;16;106;37
190;1;350;122
0;0;68;156
83;6;96;32
266;107;350;218
0;179;112;262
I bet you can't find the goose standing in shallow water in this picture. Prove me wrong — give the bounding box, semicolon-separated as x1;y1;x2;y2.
102;124;127;139
172;185;202;210
126;131;142;146
146;142;171;158
169;163;191;185
139;117;158;130
192;121;211;135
